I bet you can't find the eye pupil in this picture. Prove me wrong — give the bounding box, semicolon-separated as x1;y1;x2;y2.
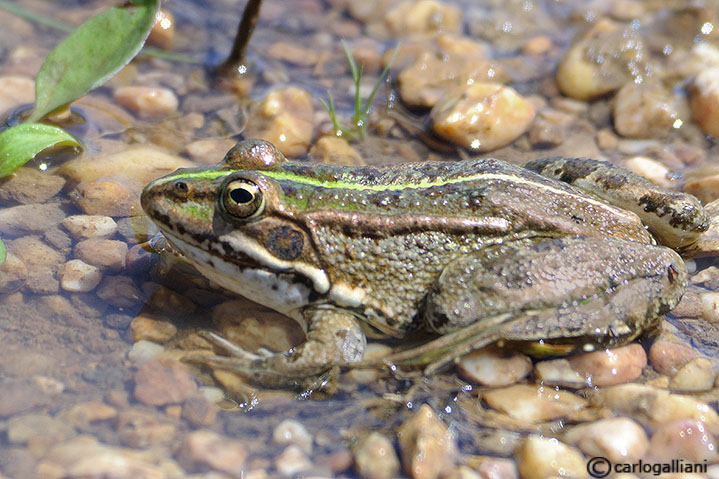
230;187;254;204
174;181;189;193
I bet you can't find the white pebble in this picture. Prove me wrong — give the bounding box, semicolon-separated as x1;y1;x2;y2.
62;215;118;239
458;346;532;387
114;85;178;118
564;418;648;463
272;419;313;454
61;259;102;293
127;340;164;364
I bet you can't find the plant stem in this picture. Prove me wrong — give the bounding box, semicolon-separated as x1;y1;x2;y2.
219;0;263;77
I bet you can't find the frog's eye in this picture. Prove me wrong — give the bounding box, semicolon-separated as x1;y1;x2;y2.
222;178;264;218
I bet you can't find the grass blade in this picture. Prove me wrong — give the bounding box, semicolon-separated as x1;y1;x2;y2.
0;123;81;177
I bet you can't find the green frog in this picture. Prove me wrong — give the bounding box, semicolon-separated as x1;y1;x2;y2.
140;139;710;384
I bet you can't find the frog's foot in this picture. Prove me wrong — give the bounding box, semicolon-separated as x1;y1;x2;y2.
395;235;687;374
187;309;366;386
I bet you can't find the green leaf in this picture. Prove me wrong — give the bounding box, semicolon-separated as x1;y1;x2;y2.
0;123;81;177
0;239;5;266
27;0;159;122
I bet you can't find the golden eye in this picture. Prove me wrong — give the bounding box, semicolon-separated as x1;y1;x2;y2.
222;178;263;218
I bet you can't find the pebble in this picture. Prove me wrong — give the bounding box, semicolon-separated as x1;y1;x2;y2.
130;314;178;343
11;235;65;293
7;413;76;445
457;346;532;387
0;203;66;236
275;445;313;476
465;456;518;479
684;170;719;204
596;128;619;150
534;358;587;388
273;419;313;455
444;465;482;479
648;419;718;462
430;83;535;151
181;394;218;427
73;239;128;271
133;359;198;406
0;252;28;293
128;340;165;363
622;156;672;188
243;86;314;158
700;291;719;323
0;379;48;418
482;384;587;423
185;138;236;165
384;0;462;36
690;66;719;137
309;135;364;166
612;80;687;139
70;180;137;217
179;429;248;475
397;404;457;479
514;436;588;479
117;409;177;448
62;215;117;239
649;338;701;376
353;432;400;479
96;275;145;308
143;284;197;316
0;75;34;116
0;168;65;204
567;344;647;387
563;418;648;463
114;85;179;118
148;9;174;50
669;358;717;392
527;116;565;149
60;401;117;429
61;259;102;293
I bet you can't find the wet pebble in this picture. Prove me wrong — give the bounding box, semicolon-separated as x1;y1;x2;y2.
244;86;314;158
131;314;178;343
128;340;165;363
143;283;197;316
61;259;102;293
622;156;672;188
384;0;462;36
275;445;313;476
514;436;587;479
669;358;717;392
397;404;457;479
181;394;218;427
179;429;248;475
96;275;144;308
690;66;719;137
0;252;28;294
612;80;687;139
74;239;128;271
353;432;400;479
563;418;648;463
0;203;66;236
114;85;179;118
133;359;198;406
11;236;65;294
700;291;719;323
464;456;518;479
567;344;646;386
0;75;34;116
148;9;175;50
649;338;701;376
310;136;364;166
117;409;177;448
457;346;532;387
60;401;117;429
648;419;718;462
482;384;587;423
0;168;65;204
7;413;76;447
430;83;535;152
273;419;313;455
185;138;236;165
62;215;117;239
534;358;586;388
0;379;51;418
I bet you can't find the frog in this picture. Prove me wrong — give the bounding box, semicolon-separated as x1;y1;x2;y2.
140;139;711;385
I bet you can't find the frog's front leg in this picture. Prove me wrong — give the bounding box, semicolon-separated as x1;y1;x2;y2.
194;309;366;385
376;235;687;373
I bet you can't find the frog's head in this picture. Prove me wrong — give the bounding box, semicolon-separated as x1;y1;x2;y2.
141;140;329;313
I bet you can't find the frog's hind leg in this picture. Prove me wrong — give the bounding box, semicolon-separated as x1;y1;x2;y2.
376;235;686;374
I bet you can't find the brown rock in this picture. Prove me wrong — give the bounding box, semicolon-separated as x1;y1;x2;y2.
563;418;648;463
354;432;400;479
0;379;46;418
114;86;178;118
397;404;457;479
60;401;117;429
60;260;102;293
648;419;719;462
130;314;178;343
483;384;587;423
185;138;236;165
62;215;117;239
0;203;66;236
143;284;197;316
275;444;313;476
384;0;462;36
181;395;218;427
649;338;701;376
0;76;34;116
0;252;28;293
457;346;532;387
179;429;248;475
310;136;364;166
0;168;65;204
133;359;198;406
613;80;688;139
148;9;174;50
567;344;647;386
117;409;176;448
515;436;588;479
74;239;128;271
669;358;717;392
690;66;719;137
96;275;144;308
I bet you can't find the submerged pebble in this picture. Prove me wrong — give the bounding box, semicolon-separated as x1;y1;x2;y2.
457;346;532;387
563;417;648;463
514;436;587;479
354;432;400;479
397;404;457;479
114;85;179;118
483;384;587;423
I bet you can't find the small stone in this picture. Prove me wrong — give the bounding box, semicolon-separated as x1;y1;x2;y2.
596;128;619;150
515;436;588;479
10;236;65;294
179;429;247;475
273;419;313;455
445;466;481;479
457;346;532;387
527;117;564;149
74;239;128;271
148;9;174;50
563;418;648;463
483;384;587;423
134;359;198;406
0;76;34;116
181;395;218;427
700;291;719;323
310;136;364;166
185;138;236;165
114;85;178;118
465;456;518;479
60;401;117;429
567;344;647;386
96;275;144;308
397;404;457;479
130;314;178;343
690;66;719;137
648;419;718;462
649;338;701;376
62;215;117;239
354;432;400;479
384;0;462;36
61;260;102;293
0;203;66;236
0;379;46;417
7;413;76;445
669;358;717;392
622;156;672;188
71;180;137;217
612;80;688;139
143;284;197;316
243;86;314;158
0;168;65;204
275;445;313;476
0;252;28;294
431;83;535;152
128;340;165;363
534;359;586;388
522;36;552;56
267;41;320;67
117;409;176;448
